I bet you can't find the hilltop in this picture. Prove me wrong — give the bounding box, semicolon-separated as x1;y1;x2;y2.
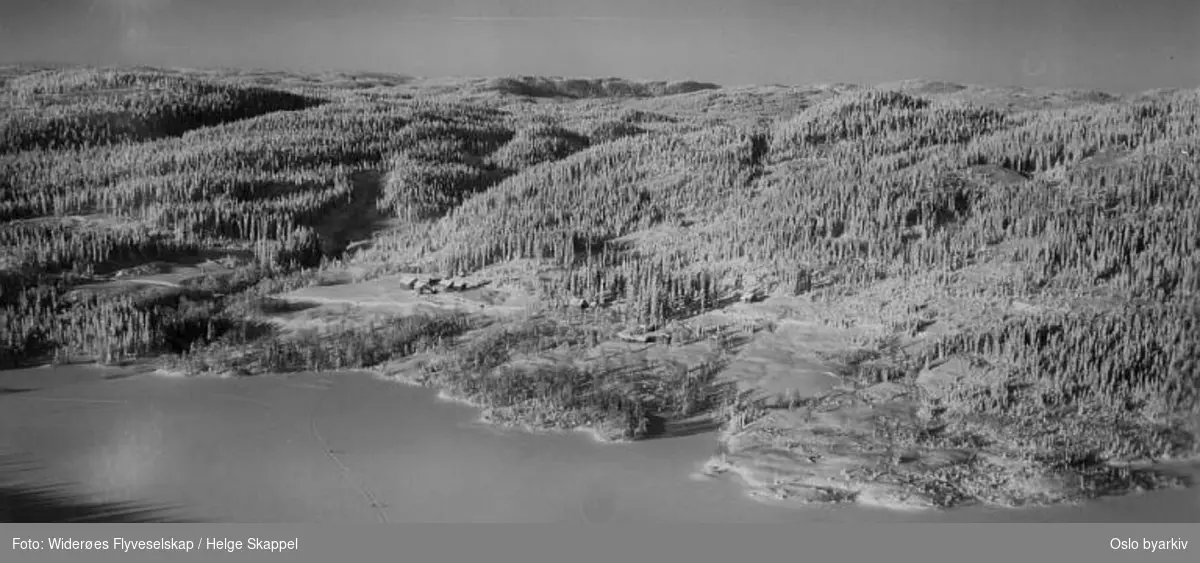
1;66;1197;510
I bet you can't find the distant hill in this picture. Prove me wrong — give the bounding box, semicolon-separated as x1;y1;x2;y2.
478;76;722;98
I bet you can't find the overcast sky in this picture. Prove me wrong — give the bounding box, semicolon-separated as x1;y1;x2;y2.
1;0;1197;92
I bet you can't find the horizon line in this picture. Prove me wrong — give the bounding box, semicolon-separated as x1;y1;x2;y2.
3;61;1197;96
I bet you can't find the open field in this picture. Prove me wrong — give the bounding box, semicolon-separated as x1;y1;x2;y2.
1;65;1198;510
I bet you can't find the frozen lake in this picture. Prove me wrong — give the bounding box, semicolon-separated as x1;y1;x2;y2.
2;365;1196;523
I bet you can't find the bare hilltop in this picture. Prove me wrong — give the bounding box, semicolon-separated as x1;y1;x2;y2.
1;65;1197;510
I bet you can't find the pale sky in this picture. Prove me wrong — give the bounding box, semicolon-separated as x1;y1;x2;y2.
1;0;1197;92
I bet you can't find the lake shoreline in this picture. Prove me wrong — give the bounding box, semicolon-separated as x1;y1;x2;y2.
370;365;625;445
138;344;1200;514
5;358;1198;520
